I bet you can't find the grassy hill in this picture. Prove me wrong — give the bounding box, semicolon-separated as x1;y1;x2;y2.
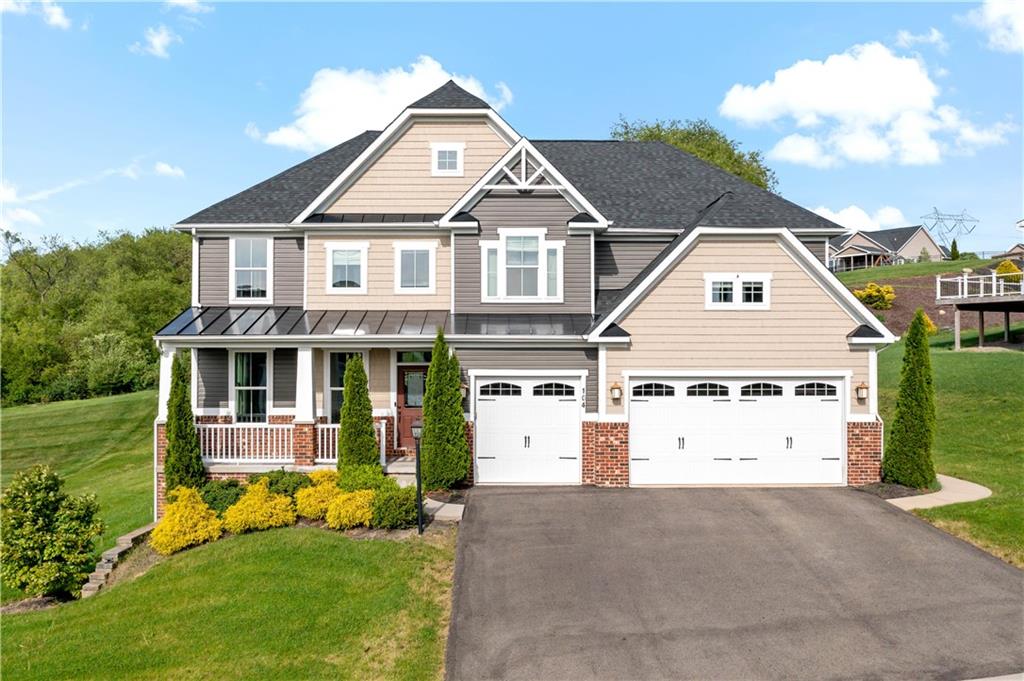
834;258;997;288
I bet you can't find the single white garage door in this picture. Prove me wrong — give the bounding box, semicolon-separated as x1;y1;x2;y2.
629;378;844;485
474;377;582;484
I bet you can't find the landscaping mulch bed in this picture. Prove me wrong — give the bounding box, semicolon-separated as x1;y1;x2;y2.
0;596;60;615
426;488;467;504
858;481;933;500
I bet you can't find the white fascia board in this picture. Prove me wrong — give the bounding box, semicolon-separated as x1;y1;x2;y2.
622;369;854;379
293;108;520;225
849;336;901;345
587;226;898;344
467;369;588;378
438;138;610;228
154;334;593;346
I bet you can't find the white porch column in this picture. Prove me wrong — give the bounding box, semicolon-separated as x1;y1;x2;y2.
295;346;315;423
157;344;176;422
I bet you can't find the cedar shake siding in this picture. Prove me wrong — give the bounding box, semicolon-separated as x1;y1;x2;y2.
327;118;510;214
595;240;672;289
273;238;304;306
196;348;229;409
272;349;297;409
198;238;228;306
605;237;872;415
456;347;598;413
306;234;451;310
454;193;592;313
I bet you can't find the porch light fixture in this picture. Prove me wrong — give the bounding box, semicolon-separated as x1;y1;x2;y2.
610;383;623;401
411;421;423;441
856;383;869;400
459;383;469;399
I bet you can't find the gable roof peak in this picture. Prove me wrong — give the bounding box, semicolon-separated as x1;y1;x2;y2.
408;80;491;110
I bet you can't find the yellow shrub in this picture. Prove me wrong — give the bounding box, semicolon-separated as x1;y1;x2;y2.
853;282;896;310
995;259;1022;283
921;312;938;335
150;487;223;556
325;490;375;530
222;479;296;534
295;482;342;521
307;469;339;487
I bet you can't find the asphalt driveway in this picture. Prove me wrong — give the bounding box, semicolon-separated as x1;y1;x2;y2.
446;487;1023;681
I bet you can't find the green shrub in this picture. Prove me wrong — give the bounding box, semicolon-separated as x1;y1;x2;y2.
370;486;418;530
0;465;105;598
882;308;937;489
200;479;245;516
949;239;960;260
325;490;376;530
164;352;205;490
222;479;296;534
853;282;896;310
917;247;931;263
421;329;471;490
337;464;391;492
150;487;223;556
247;469;312;499
337;354;378;466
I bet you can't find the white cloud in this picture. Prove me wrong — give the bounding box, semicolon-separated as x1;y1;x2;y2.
164;0;213;13
963;0;1024;53
1;0;70;29
2;207;43;227
719;41;1014;167
895;27;948;52
255;55;513;152
244;122;262;140
812;205;907;231
129;25;181;59
154;161;185;178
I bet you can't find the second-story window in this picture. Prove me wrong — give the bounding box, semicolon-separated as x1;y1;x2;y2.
230;237;273;303
480;228;563;303
431;142;464;177
393;241;437;294
324;242;369;295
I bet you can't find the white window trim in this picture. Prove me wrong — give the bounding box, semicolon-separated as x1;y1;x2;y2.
227;349;274;422
431;142;465;177
228;237;274;305
321;349;369;421
704;272;772;310
393;240;438;295
324;241;369;295
480;228;564;303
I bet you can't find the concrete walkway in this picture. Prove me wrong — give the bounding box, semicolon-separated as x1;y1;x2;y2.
424;497;464;522
889;474;992;511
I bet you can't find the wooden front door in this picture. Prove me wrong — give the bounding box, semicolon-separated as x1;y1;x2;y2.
397;366;428;451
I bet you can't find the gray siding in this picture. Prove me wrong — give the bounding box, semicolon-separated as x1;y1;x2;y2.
272;348;297;408
595;240;671;289
454;347;598;413
454;193;591;313
198;238;228;306
799;237;828;264
274;237;304;306
196;348;228;409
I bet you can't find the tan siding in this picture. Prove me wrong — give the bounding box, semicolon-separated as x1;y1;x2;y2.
605;238;871;415
845;233;884;250
368;349;391;410
306;234;451;310
897;229;943;261
328;118;509;213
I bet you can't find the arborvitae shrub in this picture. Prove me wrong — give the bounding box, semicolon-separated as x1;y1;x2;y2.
420;330;471;490
337;354;378;466
164;352;205;490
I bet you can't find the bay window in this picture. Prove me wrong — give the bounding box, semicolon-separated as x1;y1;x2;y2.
480;228;563;303
230;237;273;303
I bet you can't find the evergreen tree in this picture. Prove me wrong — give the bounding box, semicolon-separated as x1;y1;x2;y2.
421;329;471;489
949;239;960;260
882;309;937;488
164;351;205;490
337;354;377;466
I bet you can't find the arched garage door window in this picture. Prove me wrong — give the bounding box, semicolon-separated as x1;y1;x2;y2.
686;382;729;397
740;382;783;397
533;382;574;397
794;382;837;397
632;382;675;397
479;382;521;397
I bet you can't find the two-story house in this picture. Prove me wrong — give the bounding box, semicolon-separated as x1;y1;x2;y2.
153;81;896;515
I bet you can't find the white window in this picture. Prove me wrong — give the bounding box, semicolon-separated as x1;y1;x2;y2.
233;351;268;422
480;228;564;303
704;272;771;310
431;142;464;177
393;241;437;294
229;237;273;303
324;241;369;295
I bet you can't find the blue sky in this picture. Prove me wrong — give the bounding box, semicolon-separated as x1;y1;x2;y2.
3;1;1022;250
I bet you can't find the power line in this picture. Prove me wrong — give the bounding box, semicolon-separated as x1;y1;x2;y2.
920;208;978;247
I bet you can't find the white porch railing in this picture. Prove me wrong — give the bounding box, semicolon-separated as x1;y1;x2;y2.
197;424;294;464
936;271;1023;300
315;421;387;466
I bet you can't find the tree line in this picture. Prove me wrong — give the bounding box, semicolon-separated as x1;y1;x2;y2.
1;229;191;405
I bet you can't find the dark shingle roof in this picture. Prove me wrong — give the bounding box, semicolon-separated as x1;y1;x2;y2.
848;324;884;339
868;226;926;252
179;131;380;224
533;140;843;232
409;80;490;109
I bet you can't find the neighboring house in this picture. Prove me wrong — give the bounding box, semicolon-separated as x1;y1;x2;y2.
993;243;1024;259
828;226;947;271
152;81;896;515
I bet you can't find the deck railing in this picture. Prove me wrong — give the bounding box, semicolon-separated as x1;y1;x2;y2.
197;424;294;464
936;271;1023;300
315;421;387;465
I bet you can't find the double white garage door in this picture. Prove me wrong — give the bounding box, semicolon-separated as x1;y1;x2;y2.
473;374;845;486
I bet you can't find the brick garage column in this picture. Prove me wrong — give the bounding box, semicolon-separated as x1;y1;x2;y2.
155;422;167;519
847;420;883;485
464;420;474;485
583;420;630;487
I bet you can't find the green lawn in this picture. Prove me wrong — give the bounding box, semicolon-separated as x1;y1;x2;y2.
1;527;456;680
878;325;1024;567
1;391;156;601
835;258;996;288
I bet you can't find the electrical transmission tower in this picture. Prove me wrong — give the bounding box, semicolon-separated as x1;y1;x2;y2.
920;208;979;248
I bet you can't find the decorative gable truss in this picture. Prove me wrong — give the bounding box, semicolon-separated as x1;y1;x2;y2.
439;139;610;230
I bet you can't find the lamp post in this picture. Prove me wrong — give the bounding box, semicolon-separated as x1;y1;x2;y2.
411;420;424;535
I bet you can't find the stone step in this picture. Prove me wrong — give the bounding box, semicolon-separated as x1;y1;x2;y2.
385;457;416;475
390;473;416;488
